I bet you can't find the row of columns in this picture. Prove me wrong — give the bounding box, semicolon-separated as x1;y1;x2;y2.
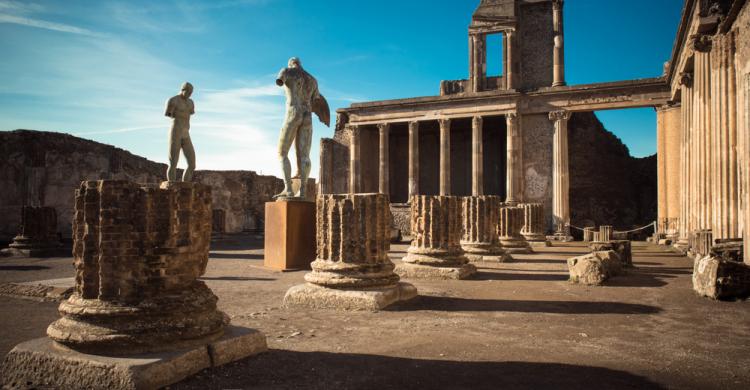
670;31;745;261
348;111;574;238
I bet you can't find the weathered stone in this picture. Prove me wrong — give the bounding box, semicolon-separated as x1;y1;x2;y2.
689;229;713;259
589;240;633;268
1;326;266;390
3;206;62;257
397;196;476;279
498;205;532;254
582;226;595;242
461;196;511;262
520;202;550;246
284;194;417;310
211;208;226;239
567;250;622;286
599;225;613;241
693;255;750;300
710;239;744;263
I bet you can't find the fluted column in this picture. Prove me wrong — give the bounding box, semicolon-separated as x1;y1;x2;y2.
710;32;740;240
521;203;549;245
498;205;532;254
549;110;572;240
505;30;515;90
693;34;713;241
472;116;484;196
285;194;417;310
408;121;419;198
675;73;693;250
397;195;477;279
664;105;682;239
461;196;509;262
349;125;361;194
378;123;390;195
657;106;667;235
552;0;566;87
439;118;451;196
506;112;521;205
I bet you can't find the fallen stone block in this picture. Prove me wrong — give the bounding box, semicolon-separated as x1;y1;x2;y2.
567;250;622;286
589;240;633;268
693;256;750;300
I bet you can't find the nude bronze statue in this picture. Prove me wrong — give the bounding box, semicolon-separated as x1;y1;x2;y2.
274;57;329;199
165;82;196;182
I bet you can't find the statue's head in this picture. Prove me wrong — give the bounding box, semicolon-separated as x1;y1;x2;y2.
180;82;193;98
288;57;302;69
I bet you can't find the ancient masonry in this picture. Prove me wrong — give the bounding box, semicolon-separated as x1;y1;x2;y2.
284;193;417;310
396;196;477;279
3;206;61;257
498;205;533;254
1;180;267;389
461;195;511;262
520;202;550;246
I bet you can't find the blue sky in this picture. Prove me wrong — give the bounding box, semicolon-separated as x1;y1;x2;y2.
0;0;683;176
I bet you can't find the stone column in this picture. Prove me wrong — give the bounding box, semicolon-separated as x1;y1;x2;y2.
284;194;417;310
378;123;390;195
552;0;566;87
470;33;486;93
675;73;693;252
743;72;750;264
505;30;515;90
506;112;521;205
498;205;532;254
4;206;61;257
664;105;682;239
693;34;713;239
583;227;595;242
439;118;451;196
408;121;420;198
47;181;232;353
599;225;613;241
521;203;550;246
656;106;667;235
349;125;361;194
461;196;510;262
549;110;572;240
472;116;484;196
710;32;740;241
397;196;477;279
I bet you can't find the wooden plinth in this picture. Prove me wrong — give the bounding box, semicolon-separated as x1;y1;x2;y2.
263;200;315;271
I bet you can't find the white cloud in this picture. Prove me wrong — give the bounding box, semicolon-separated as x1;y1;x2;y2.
0;14;101;37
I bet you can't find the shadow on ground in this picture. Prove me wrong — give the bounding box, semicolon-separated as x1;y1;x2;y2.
0;265;50;271
174;349;666;390
392;296;661;314
209;252;263;260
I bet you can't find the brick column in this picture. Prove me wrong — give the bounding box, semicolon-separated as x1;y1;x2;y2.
378;123;390;195
498;205;532;254
472;116;484;196
506;112;521;205
461;196;510;262
521;203;549;246
439;118;451;196
549;110;572;241
552;0;566;87
349;125;361;194
408;121;420;198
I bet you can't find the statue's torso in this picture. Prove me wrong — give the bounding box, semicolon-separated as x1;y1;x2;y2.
167;96;194;133
280;68;317;111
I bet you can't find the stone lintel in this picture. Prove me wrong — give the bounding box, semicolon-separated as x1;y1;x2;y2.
395;262;477;280
0;326;267;390
283;282;417;311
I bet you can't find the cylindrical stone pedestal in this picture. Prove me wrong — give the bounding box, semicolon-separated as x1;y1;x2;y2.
583;226;595;242
4;206;62;257
284;194;417;310
692;229;713;260
520;203;550;246
396;196;477;279
46;181;228;355
599;226;613;241
498;206;532;254
461;196;511;262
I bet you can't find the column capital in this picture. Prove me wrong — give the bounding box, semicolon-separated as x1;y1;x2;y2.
549;110;571;122
408;120;419;130
472;116;483;127
438;118;451;128
377;122;390;132
552;0;563;10
690;33;712;53
506;112;518;121
678;72;694;87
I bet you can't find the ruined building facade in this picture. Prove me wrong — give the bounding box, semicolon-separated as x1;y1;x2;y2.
320;0;669;238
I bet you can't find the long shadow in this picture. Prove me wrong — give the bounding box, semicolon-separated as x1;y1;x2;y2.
0;265;50;271
511;259;567;264
209;252;263;260
472;272;569;282
199;276;275;281
393;296;661;314
174;350;666;390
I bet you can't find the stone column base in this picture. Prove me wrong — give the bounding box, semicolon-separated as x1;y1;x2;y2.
283;282;417;311
499;238;533;254
693;256;750;300
547;234;574;242
3;236;63;257
460;242;512;262
0;326;266;390
672;240;689;255
395;262;477;280
522;233;551;247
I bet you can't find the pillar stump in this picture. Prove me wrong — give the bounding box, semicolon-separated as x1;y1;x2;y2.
498;206;532;254
3;206;62;257
2;181;267;390
520;203;551;247
589;240;633;268
599;226;613;241
583;226;596;242
264;200;316;271
461;196;511;262
396;196;476;279
284;194;417;310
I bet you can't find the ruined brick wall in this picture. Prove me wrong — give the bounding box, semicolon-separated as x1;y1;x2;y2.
518;1;554;90
568;112;657;233
0;130;282;240
521;113;554;232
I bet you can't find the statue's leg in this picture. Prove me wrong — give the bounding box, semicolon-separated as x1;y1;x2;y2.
167;128;180;181
294;113;313;198
181;135;196;182
274;108;301;198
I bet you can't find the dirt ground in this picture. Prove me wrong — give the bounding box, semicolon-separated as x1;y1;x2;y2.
1;236;749;389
